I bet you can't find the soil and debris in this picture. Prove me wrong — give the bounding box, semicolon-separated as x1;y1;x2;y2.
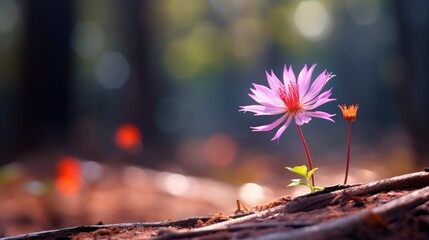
4;171;429;239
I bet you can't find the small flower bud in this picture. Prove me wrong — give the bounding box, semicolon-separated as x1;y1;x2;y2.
338;104;359;122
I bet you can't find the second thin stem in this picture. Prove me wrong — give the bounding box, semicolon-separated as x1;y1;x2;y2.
344;121;352;184
296;125;315;186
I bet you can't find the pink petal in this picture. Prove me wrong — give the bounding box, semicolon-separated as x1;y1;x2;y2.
271;115;293;141
287;65;297;85
250;86;283;107
251;114;287;131
299;64;316;99
249;91;282;108
306;97;336;111
254;107;286;116
266;71;283;91
239;104;264;113
248;92;264;103
306;111;336;122
252;84;282;103
294;113;312;126
303;71;334;103
283;64;289;86
305;88;334;108
282;64;295;86
240;105;285;116
297;64;308;91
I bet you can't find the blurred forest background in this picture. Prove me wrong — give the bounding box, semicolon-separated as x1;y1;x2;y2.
1;0;429;236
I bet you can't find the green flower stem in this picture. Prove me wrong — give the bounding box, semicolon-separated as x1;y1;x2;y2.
310;184;316;193
296;125;315;186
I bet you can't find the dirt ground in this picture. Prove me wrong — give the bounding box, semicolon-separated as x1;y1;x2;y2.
0;161;240;237
4;171;429;239
68;189;429;239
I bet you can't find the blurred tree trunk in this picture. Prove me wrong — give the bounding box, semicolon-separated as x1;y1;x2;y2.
118;1;166;152
393;0;429;164
11;1;73;160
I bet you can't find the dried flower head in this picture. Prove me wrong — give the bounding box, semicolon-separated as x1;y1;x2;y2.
240;64;336;141
338;104;359;122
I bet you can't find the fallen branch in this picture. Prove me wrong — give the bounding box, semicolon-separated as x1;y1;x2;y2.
153;204;289;240
153;171;429;239
253;185;429;240
1;217;212;240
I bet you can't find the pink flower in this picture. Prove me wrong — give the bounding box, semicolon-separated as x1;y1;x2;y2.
240;64;336;141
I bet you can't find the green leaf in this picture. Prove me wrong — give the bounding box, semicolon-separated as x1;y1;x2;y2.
290;178;304;183
287;182;308;187
307;167;319;179
314;186;325;191
285;165;308;178
287;179;308;187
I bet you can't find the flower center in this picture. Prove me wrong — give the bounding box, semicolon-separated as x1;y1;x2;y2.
278;83;301;114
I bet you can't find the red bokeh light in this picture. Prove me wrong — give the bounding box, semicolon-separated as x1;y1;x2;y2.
114;124;142;150
55;156;81;196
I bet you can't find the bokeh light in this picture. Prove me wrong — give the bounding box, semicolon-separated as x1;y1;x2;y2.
114;124;142;150
293;0;331;40
204;134;238;167
25;181;46;196
70;21;105;58
227;17;267;60
122;166;148;189
161;0;208;29
95;51;130;89
0;0;20;34
0;163;22;185
55;157;82;196
155;172;191;196
209;0;245;21
81;160;104;182
239;182;274;206
163;23;225;80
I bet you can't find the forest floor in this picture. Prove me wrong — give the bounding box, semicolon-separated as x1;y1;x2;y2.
3;170;429;240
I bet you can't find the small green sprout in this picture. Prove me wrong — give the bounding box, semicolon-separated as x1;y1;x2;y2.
286;165;324;193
